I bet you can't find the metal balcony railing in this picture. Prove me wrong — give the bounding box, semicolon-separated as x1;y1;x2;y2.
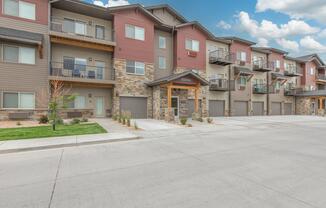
209;78;235;91
209;50;235;65
50;61;115;81
253;84;268;94
284;66;302;76
252;60;272;72
316;74;326;81
50;16;114;42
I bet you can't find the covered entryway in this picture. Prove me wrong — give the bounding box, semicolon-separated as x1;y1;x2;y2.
252;102;264;116
209;100;225;117
187;99;202;118
120;96;147;119
234;101;248;116
284;103;293;115
271;102;282;115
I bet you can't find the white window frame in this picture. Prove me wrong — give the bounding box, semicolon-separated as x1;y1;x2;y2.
2;44;35;65
3;0;36;20
126;60;145;75
74;95;86;109
1;91;35;109
159;36;166;49
237;51;247;62
158;56;166;69
125;24;145;41
310;67;315;75
275;60;281;69
185;39;200;52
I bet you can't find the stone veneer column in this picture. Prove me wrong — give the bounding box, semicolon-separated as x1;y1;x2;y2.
113;58;154;118
295;97;311;115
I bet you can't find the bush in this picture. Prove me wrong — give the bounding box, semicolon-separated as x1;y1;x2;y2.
38;115;49;124
134;121;139;130
127;119;131;127
207;117;213;124
16;121;22;126
180;117;187;125
56;118;64;125
70;118;80;125
112;114;117;121
197;117;203;122
118;116;122;123
187;123;193;127
81;117;88;123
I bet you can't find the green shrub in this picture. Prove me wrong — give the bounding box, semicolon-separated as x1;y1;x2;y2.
118;116;122;123
112;114;117;121
134;121;139;130
16;121;22;126
38;115;49;124
197;117;203;122
70;118;80;125
207;117;213;124
81;117;88;123
56;118;64;125
187;123;192;127
180;117;188;125
127;119;131;127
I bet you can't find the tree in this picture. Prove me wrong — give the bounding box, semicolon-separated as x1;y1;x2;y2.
49;79;75;130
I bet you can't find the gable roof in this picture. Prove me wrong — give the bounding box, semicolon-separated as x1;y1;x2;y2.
296;54;325;66
147;70;209;87
251;47;271;54
254;47;288;55
221;36;256;46
146;4;188;23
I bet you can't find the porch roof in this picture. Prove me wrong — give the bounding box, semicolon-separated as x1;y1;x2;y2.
234;66;254;76
146;71;209;87
272;72;288;80
0;27;43;45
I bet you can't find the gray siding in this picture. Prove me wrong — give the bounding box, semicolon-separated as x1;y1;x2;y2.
154;30;173;79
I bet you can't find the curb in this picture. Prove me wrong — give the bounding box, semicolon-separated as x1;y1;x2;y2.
0;136;142;154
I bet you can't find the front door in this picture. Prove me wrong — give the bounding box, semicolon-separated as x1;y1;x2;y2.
311;102;316;115
171;96;179;117
95;97;105;117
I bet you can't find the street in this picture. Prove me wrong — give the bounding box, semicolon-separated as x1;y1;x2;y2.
1;116;326;208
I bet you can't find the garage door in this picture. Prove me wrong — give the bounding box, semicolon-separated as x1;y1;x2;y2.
187;99;202;118
120;97;147;119
234;101;248;116
209;100;225;117
252;102;264;116
284;103;293;115
271;102;282;115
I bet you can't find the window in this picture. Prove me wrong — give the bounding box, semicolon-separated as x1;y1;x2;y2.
310;68;315;75
159;36;166;49
158;56;166;69
74;96;86;109
4;0;35;20
95;61;105;79
2;92;34;109
275;82;281;90
75;21;86;35
275;60;281;69
185;39;199;52
126;60;145;75
95;25;105;40
63;19;86;35
239;76;247;86
125;24;145;41
3;45;35;64
237;51;246;62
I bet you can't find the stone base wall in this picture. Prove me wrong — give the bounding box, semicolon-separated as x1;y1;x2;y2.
113;58;154;118
296;97;314;115
0;109;48;121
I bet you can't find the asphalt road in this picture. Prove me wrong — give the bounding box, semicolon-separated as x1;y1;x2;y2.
1;116;326;208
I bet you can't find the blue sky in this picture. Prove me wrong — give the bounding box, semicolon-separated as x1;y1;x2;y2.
87;0;326;61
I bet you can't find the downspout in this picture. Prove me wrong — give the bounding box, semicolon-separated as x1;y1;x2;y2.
266;54;270;115
228;41;232;116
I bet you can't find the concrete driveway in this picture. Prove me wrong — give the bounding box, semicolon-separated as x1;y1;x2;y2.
132;119;182;130
1;116;326;208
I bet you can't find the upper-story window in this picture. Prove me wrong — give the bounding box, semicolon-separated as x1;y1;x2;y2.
3;0;36;20
95;25;105;40
159;36;166;49
158;56;166;69
310;67;315;75
236;51;246;62
2;45;35;64
185;39;199;52
125;24;145;41
126;60;145;75
275;60;281;69
63;19;86;35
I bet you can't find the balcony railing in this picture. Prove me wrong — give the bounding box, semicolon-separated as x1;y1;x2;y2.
253;84;268;94
316;74;326;81
252;60;272;72
50;62;115;81
284;66;302;77
209;50;235;65
50;16;114;42
209;78;235;91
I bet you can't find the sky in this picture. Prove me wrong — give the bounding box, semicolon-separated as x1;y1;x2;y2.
86;0;326;61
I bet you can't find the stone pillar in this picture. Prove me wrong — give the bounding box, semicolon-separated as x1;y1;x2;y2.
164;108;175;122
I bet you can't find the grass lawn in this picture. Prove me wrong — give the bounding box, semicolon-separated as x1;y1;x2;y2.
0;123;107;141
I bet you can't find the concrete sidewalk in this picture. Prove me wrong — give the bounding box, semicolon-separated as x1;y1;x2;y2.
0;132;140;154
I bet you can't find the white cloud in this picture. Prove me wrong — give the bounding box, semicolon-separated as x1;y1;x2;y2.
276;38;299;52
319;29;326;38
237;11;320;40
300;36;326;52
217;20;231;30
93;0;129;8
256;0;326;24
257;38;269;47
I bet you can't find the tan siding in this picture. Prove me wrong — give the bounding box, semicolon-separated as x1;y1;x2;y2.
154;30;173;79
152;9;182;26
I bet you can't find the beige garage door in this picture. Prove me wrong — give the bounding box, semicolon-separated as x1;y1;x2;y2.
120;97;147;119
187;99;202;118
284;103;293;115
271;102;282;115
234;101;248;116
252;102;264;116
209;100;225;117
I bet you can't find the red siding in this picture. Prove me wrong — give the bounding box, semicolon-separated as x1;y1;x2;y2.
113;9;155;63
175;25;206;70
303;61;317;87
269;52;285;72
230;41;252;64
0;0;48;25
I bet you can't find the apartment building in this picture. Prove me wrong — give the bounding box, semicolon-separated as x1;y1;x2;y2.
0;0;325;121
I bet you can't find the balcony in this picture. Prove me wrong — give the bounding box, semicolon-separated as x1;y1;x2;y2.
209;50;235;66
49;62;115;87
209;78;235;91
253;84;268;94
284;83;299;96
252;60;271;72
50;16;115;52
284;66;302;77
316;74;326;83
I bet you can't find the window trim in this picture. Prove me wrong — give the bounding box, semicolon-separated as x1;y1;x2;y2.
1;44;36;65
126;60;145;75
3;0;36;20
125;24;145;41
159;36;166;49
185;38;200;52
237;51;247;62
95;24;105;40
1;91;35;110
158;56;166;69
